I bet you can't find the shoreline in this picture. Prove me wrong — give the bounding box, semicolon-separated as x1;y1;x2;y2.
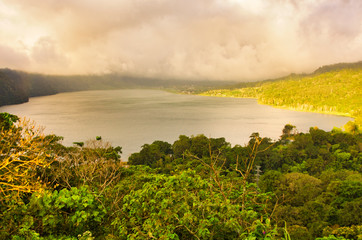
197;93;355;121
1;87;356;123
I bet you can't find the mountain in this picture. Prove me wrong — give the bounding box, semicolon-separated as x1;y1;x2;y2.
201;61;362;127
0;69;29;106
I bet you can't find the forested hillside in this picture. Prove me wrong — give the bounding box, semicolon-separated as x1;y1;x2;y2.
201;62;362;128
0;69;29;106
1;113;361;239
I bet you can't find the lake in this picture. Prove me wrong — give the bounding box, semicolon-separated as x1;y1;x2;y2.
0;89;353;159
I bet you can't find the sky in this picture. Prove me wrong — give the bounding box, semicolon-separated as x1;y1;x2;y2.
0;0;361;81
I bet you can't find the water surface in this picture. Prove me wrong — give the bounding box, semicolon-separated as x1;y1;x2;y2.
0;89;352;158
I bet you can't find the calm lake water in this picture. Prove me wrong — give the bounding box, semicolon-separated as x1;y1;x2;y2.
0;89;352;159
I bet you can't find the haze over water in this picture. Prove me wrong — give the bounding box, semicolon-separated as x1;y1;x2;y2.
0;89;352;159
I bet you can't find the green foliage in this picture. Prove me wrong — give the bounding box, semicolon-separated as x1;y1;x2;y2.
315;236;348;240
8;186;106;239
0;112;19;131
201;67;362;128
124;129;361;239
275;173;323;207
259;170;282;192
128;140;172;170
288;225;313;240
113;170;275;239
1;113;361;239
344;121;360;135
73;141;84;147
322;225;362;240
242;218;280;240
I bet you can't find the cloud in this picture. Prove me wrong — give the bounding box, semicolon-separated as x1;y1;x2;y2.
30;37;69;73
31;37;66;63
0;44;30;69
302;0;362;38
299;0;362;64
0;0;361;80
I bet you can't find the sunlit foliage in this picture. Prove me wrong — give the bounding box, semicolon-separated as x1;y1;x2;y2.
0;114;55;197
202;68;362;129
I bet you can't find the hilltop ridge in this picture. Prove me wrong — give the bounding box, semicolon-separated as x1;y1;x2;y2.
201;61;362;127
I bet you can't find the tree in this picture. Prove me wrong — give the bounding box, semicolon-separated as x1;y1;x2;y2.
0;115;56;197
48;139;124;192
115;170;279;239
281;124;297;140
259;170;282;193
128;140;171;168
172;135;191;159
0;112;19;131
6;186;106;239
275;172;322;207
344;121;359;135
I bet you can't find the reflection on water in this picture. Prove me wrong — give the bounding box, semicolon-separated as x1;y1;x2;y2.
0;89;352;158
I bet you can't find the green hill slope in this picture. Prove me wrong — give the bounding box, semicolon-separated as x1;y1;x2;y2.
201;62;362;127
